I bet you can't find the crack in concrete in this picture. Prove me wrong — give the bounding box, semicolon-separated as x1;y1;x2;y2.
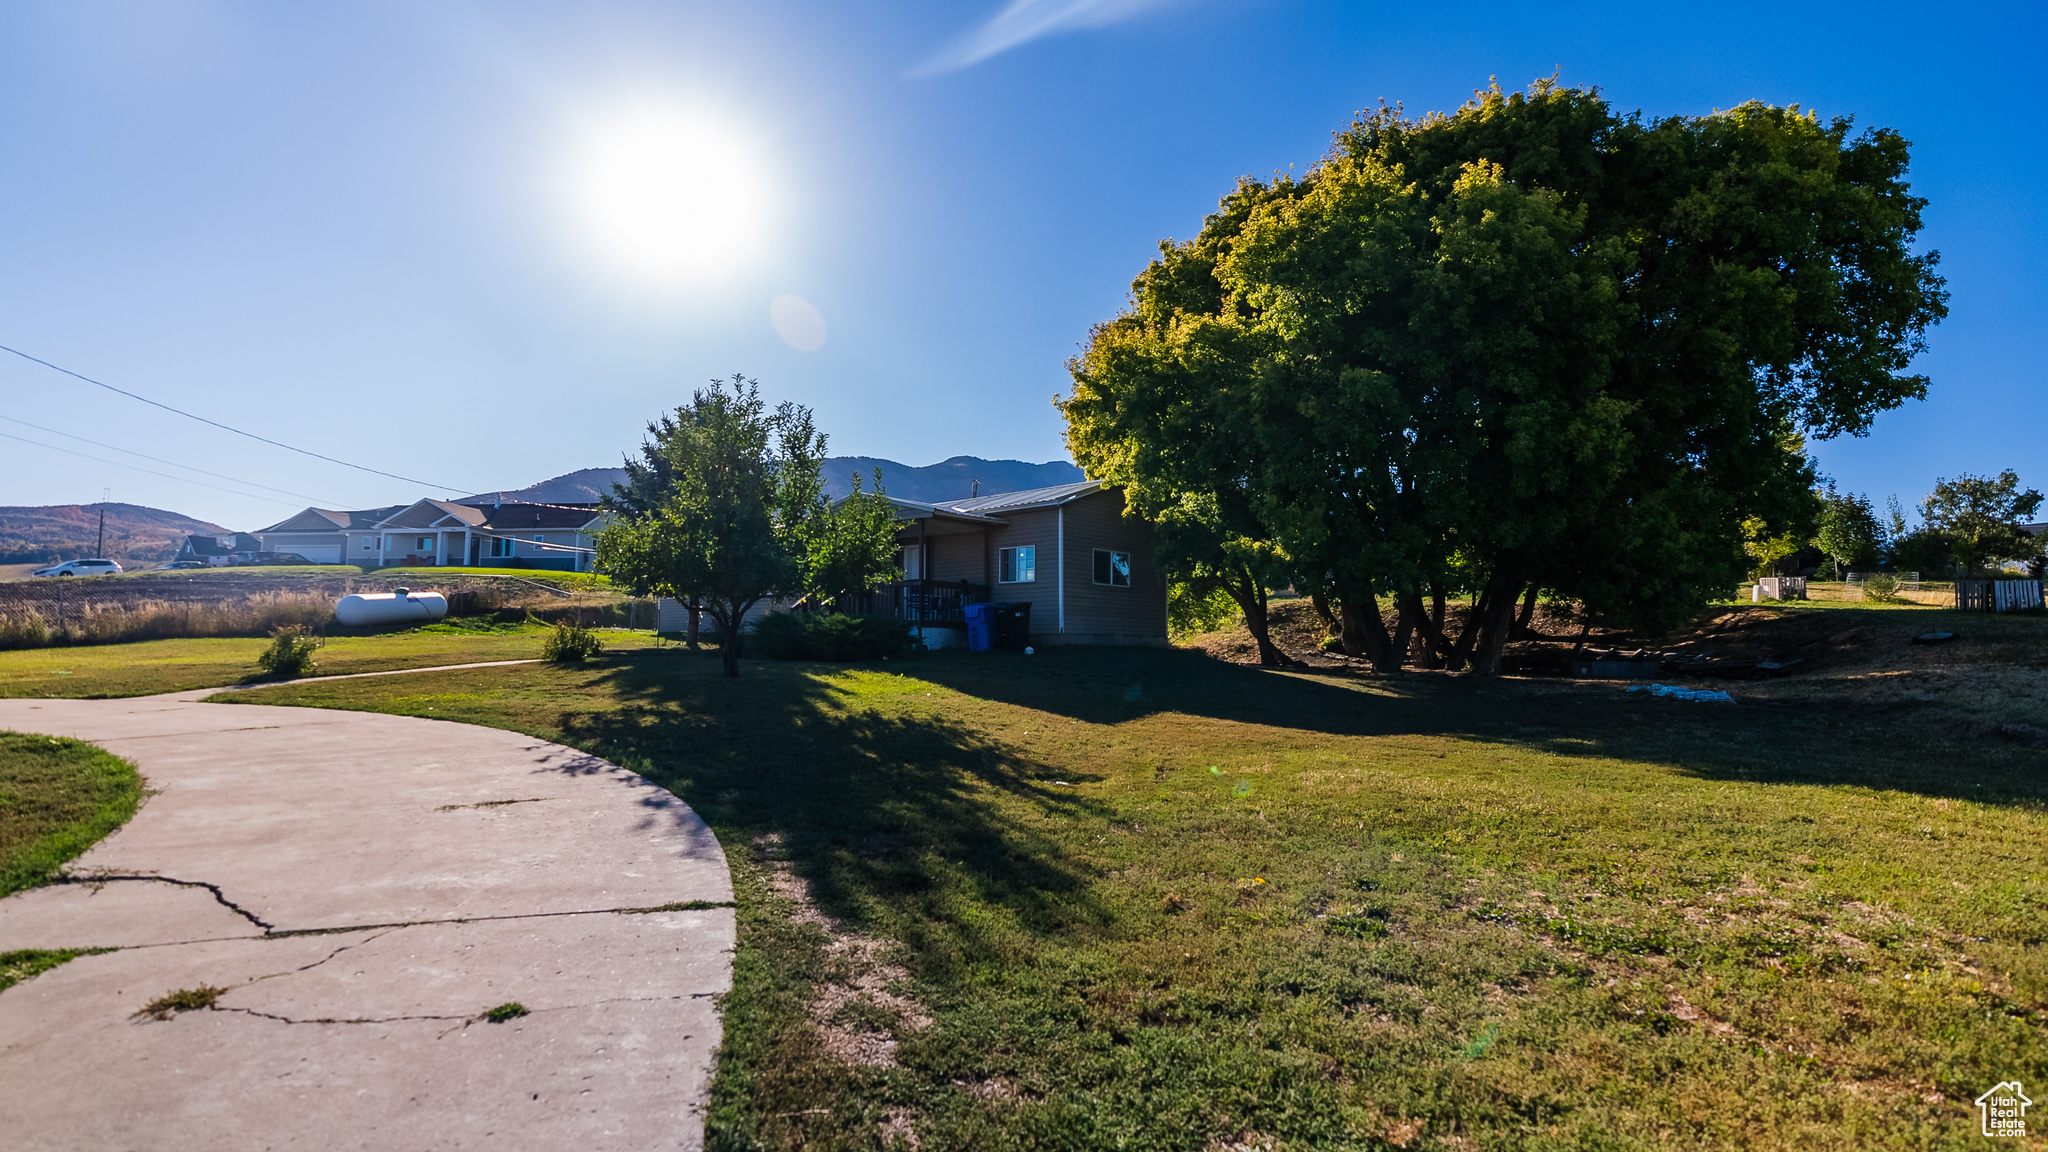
435;797;552;812
35;874;735;955
263;900;737;939
55;872;276;932
188;992;720;1033
47;872;734;946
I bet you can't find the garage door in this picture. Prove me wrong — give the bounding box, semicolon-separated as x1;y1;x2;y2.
292;545;344;564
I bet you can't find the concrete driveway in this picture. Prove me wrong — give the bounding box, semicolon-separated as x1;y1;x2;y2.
0;687;734;1151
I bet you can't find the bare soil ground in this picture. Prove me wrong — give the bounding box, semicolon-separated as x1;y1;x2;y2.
1184;597;2048;730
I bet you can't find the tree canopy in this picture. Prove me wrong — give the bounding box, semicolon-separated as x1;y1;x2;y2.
1920;470;2044;577
595;376;900;677
1815;487;1883;577
1064;79;1947;670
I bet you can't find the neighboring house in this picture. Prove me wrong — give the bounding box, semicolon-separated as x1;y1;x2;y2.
657;481;1164;649
866;480;1166;648
254;500;603;571
175;532;266;566
248;507;403;565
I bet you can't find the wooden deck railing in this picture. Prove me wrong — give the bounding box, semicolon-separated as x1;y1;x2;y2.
837;579;989;628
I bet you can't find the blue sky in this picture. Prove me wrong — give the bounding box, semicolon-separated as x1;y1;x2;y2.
0;0;2040;531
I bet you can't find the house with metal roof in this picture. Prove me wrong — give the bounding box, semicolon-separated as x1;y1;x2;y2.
855;480;1165;648
254;499;603;571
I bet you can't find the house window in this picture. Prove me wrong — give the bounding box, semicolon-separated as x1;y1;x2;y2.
901;546;921;581
533;535;545;544
1092;549;1131;587
361;538;374;552
417;537;432;550
998;545;1035;583
491;537;516;558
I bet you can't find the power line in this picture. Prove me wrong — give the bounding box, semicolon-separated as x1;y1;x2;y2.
0;414;342;506
0;430;308;508
0;342;472;492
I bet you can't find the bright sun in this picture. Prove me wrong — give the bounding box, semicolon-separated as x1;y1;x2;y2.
566;103;771;285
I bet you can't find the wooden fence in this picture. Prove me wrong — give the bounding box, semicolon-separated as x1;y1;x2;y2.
1955;579;2047;612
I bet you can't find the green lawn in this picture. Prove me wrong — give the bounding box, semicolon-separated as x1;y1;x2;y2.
355;566;615;589
0;730;142;897
225;635;2048;1151
0;622;662;698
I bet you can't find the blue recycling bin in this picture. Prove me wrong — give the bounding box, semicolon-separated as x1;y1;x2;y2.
963;602;996;652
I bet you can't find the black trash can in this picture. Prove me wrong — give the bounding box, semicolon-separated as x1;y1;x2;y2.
992;601;1032;652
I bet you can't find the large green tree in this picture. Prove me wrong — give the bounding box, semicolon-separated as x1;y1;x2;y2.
596;376;892;678
1064;80;1946;671
1920;470;2044;577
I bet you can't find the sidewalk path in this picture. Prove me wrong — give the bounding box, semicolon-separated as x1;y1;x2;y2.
0;687;733;1151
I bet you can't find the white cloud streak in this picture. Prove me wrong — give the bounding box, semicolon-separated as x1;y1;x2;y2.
910;0;1178;76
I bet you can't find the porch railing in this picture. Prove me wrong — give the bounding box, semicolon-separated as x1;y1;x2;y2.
837;579;989;629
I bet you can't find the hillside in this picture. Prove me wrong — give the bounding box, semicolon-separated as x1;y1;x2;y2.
0;503;228;564
821;456;1084;502
468;456;1086;506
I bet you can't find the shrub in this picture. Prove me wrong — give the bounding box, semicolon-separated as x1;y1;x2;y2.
746;612;914;661
1862;572;1901;603
256;625;322;679
542;622;604;663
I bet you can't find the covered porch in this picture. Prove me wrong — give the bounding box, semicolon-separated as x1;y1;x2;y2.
838;578;991;630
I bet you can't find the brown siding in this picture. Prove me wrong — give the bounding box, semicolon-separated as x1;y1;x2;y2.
983;508;1059;628
926;531;989;584
1055;488;1166;641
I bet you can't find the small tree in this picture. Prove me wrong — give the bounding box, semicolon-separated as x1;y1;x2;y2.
805;469;901;606
1814;487;1883;578
596;376;889;678
1742;516;1804;580
1921;470;2045;576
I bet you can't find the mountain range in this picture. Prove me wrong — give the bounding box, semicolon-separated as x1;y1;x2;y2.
0;503;229;565
464;455;1086;506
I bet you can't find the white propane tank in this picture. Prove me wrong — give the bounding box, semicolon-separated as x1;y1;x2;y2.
334;587;448;626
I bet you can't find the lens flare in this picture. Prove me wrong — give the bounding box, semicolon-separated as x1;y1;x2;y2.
770;294;827;351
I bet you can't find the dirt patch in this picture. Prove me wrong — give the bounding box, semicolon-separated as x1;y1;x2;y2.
753;835;931;1071
1181;598;2048;724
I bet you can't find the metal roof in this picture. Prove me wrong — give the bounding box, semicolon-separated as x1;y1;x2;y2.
937;480;1105;515
882;496;1008;526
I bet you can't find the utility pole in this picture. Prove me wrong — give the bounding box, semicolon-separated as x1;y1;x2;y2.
96;488;107;558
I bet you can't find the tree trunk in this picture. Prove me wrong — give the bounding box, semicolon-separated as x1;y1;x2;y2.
1399;592;1438;668
1386;602;1414;672
1443;584;1497;672
1336;581;1402;672
687;596;702;649
1224;569;1285;666
1468;578;1524;676
710;604;743;678
1404;583;1452;669
1514;585;1539;639
1309;591;1337;638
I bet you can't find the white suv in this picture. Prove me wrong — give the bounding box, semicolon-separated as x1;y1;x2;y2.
31;558;124;577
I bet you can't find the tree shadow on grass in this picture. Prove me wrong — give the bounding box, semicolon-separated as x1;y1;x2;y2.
551;650;1117;945
898;645;2048;807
